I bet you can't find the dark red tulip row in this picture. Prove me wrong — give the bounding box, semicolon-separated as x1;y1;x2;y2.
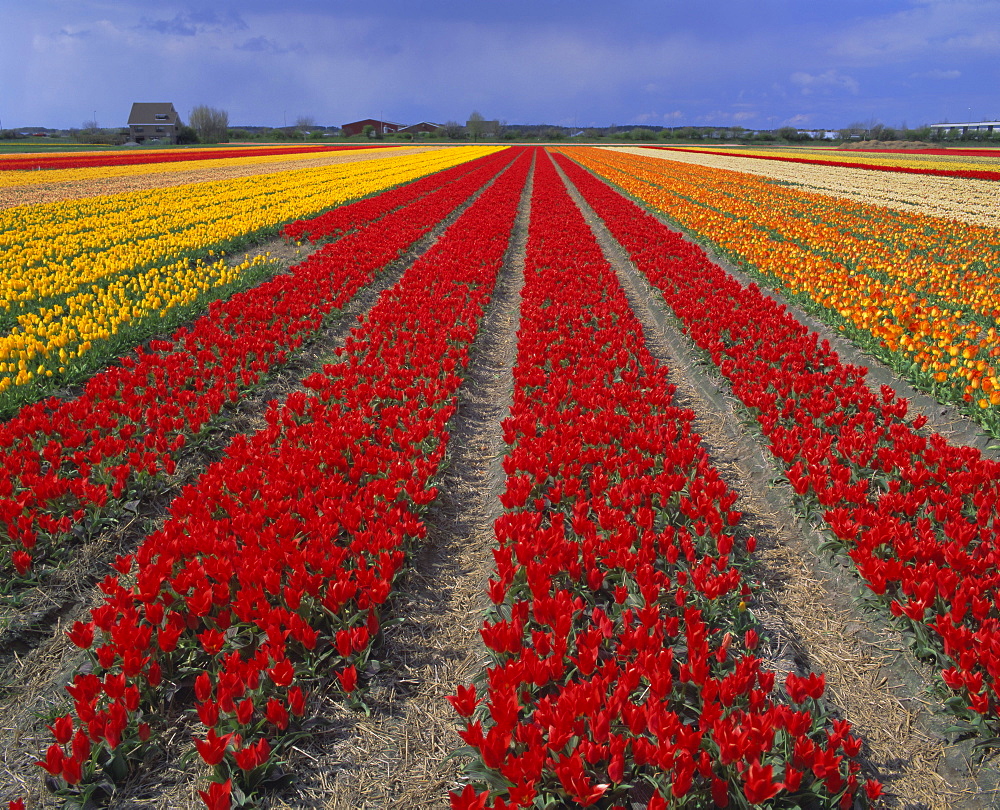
0;144;392;172
0;149;515;577
555;150;1000;733
37;148;532;807
450;152;874;810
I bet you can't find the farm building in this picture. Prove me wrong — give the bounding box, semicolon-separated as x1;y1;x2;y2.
342;118;404;136
399;121;443;134
930;119;1000;136
128;102;181;144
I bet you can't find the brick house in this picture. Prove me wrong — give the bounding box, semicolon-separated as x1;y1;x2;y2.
341;118;404;136
128;102;181;144
399;121;443;134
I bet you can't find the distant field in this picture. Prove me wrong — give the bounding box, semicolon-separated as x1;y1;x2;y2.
0;141;114;153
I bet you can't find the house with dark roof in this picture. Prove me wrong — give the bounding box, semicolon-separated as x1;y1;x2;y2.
128;102;181;144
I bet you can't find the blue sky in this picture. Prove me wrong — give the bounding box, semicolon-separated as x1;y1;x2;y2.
2;0;998;130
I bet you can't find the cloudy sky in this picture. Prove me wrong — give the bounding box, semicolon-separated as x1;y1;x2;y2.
2;0;998;131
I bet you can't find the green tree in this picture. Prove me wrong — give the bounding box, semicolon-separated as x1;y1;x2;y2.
440;121;464;139
467;111;486;141
176;125;199;145
295;115;316;136
189;105;229;143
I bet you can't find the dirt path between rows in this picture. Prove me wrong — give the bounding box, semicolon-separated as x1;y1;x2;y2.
0;158;520;809
554;152;998;809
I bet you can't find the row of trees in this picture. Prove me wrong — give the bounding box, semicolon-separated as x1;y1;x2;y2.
15;109;995;146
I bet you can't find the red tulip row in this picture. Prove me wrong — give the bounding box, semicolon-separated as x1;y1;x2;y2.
0;149;515;578
555;151;1000;733
651;146;1000;182
0;144;383;172
37;148;532;807
450;152;873;810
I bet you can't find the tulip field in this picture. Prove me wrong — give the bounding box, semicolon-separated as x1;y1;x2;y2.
2;142;1000;809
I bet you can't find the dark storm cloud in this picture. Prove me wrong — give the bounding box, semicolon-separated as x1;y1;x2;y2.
136;9;249;37
6;0;1000;129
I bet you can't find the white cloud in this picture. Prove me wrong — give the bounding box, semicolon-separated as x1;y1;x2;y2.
940;30;1000;50
831;0;1000;63
911;68;962;79
791;69;860;95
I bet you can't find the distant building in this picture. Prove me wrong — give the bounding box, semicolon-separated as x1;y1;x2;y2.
128;102;181;144
342;118;404;136
399;121;443;134
797;130;840;140
929;120;999;136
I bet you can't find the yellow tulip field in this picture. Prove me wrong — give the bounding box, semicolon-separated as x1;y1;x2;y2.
0;144;498;406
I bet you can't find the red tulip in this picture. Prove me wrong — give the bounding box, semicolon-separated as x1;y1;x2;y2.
743;760;783;804
193;728;232;766
198;779;232;810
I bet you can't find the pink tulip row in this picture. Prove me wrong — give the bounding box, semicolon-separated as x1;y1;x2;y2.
0;149;515;577
555;150;1000;733
450;152;874;809
651;145;1000;182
